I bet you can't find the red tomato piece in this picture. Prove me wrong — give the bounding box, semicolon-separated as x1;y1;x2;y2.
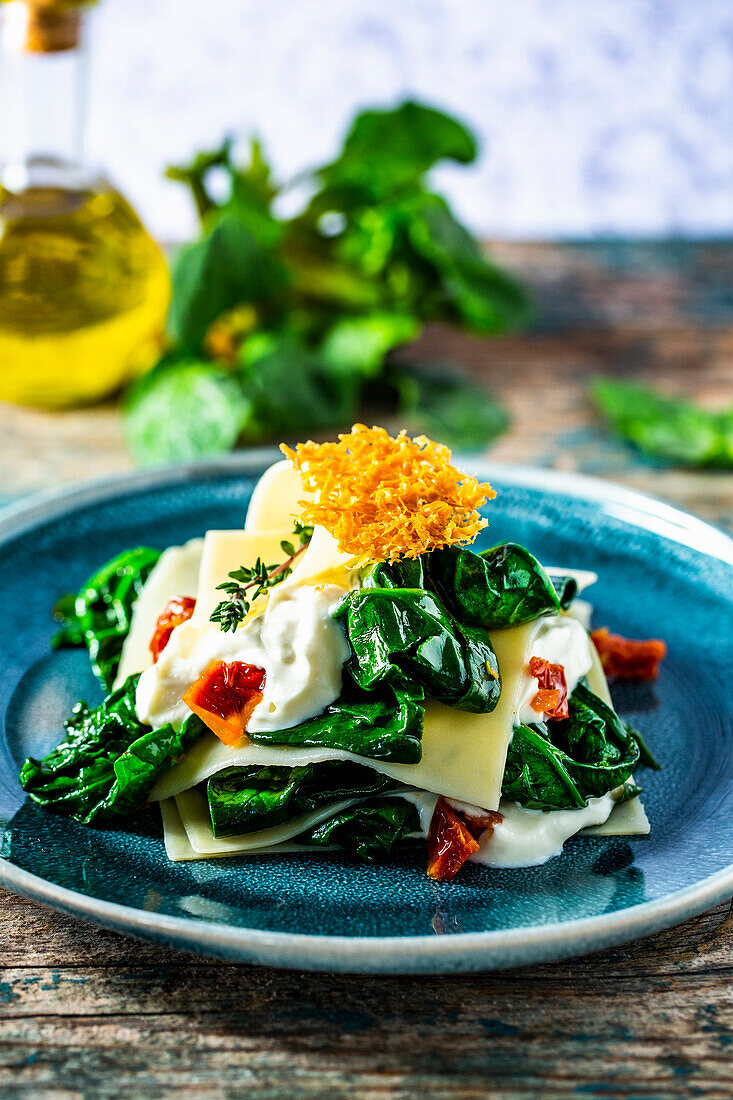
183;659;266;746
591;627;667;681
529;655;569;719
149;596;196;663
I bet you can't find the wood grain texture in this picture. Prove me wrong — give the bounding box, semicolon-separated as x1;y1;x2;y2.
0;888;731;1099
0;242;731;1098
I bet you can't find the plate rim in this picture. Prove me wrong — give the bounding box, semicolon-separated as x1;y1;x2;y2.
1;454;732;973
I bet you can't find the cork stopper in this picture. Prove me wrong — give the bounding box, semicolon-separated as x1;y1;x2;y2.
19;1;83;53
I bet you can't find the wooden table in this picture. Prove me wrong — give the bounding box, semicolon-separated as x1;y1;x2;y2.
1;242;731;1098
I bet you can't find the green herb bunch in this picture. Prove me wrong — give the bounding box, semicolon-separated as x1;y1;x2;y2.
210;522;314;632
124;101;529;465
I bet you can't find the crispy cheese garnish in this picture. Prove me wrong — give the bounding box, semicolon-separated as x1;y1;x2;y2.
280;424;495;562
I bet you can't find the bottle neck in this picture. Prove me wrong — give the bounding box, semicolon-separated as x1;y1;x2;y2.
0;1;91;193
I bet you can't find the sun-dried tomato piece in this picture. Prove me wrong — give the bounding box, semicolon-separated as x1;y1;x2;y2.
591;627;667;681
529;655;569;719
149;596;196;663
427;798;479;881
183;659;266;746
427;799;504;881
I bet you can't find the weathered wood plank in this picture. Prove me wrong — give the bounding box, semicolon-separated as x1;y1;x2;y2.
0;892;731;1098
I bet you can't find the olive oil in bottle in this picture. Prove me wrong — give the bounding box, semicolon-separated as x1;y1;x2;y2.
0;0;170;407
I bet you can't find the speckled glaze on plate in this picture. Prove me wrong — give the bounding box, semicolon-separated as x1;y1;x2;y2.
0;452;731;974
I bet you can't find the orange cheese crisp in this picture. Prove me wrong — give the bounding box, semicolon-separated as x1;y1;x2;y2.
281;424;496;561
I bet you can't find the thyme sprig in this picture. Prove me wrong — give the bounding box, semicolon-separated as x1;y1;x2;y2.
210;522;314;632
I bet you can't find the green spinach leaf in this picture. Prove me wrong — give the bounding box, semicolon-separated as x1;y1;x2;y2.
207;761;401;838
20;676;205;825
336;587;501;713
428;543;565;628
297;797;421;861
53;547;161;689
502;683;646;811
593;378;733;468
247;683;424;764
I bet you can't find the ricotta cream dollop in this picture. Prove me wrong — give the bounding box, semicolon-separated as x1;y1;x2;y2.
136;583;351;733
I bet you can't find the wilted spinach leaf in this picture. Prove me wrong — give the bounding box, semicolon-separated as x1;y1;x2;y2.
248;682;424;764
207;761;401;838
336;587;501;713
53;547;161;689
20;676;205;825
297;796;421;861
502;683;648;811
428;543;566;628
593;378;733;468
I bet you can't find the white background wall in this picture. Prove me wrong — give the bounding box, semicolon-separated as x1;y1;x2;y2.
86;0;733;243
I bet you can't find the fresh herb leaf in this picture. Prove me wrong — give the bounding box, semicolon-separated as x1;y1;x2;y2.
237;331;360;443
297;797;421;861
402;191;530;333
316;100;477;202
124;358;250;466
207;761;402;838
19;676;205;825
210;527;312;632
321;313;420;377
593;378;733;468
53;547;161;689
165;137;236;223
124;100;529;463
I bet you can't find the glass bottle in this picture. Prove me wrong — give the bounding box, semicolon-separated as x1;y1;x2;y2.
0;0;170;407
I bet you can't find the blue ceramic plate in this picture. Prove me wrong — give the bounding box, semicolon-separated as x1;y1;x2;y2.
0;453;731;974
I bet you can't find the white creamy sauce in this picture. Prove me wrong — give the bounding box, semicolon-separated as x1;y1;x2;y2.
136;582;351;733
471;794;615;868
516;614;593;725
400;789;615;868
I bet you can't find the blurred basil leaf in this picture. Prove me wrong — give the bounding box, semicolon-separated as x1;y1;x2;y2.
125;359;250;465
394;364;509;451
321;313;420;377
127;99;530;462
169;212;287;351
404;192;530;333
317;100;477;202
592;378;733;468
238;332;360;442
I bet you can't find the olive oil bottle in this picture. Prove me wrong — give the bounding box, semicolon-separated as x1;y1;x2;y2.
0;0;170;407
